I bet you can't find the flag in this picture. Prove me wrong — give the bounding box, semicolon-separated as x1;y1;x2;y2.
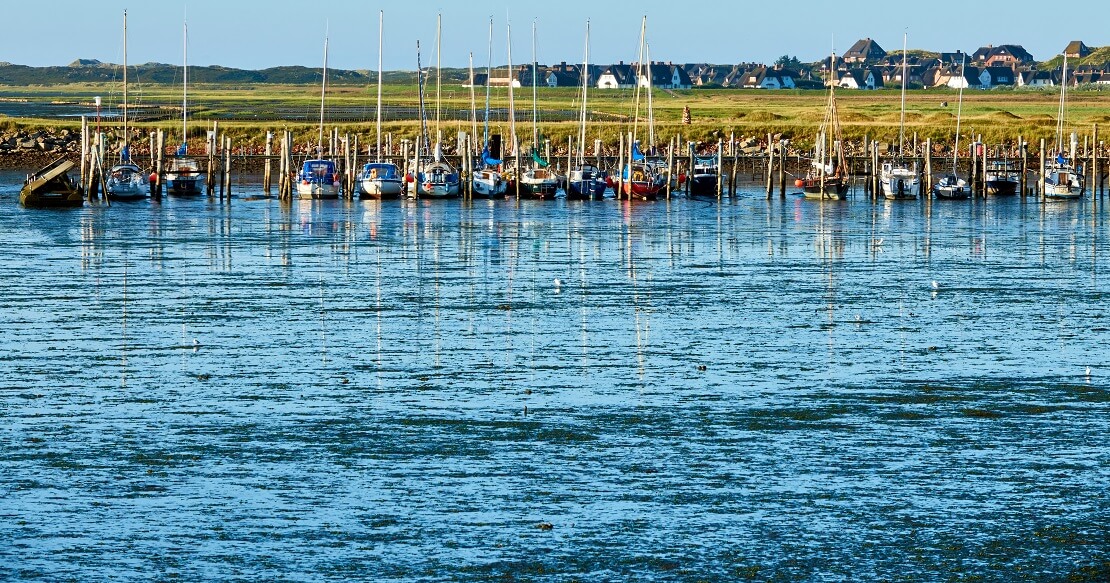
176;143;188;156
1056;153;1067;165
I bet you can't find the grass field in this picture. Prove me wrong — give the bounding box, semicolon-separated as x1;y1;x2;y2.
2;82;1107;151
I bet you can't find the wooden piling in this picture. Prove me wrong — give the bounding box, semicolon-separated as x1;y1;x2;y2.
687;141;694;196
1019;138;1028;196
872;142;880;199
263;132;273;194
730;138;739;198
1091;125;1098;197
666;136;674;199
617;133;625;200
717;138;723;200
154;130;164;198
765;133;774;199
778;141;786;198
1039;138;1046;201
924;138;932;195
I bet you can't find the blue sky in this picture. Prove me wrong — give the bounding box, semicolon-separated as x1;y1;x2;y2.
2;0;1105;70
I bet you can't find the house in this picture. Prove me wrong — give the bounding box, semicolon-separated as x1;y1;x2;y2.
972;44;1035;67
596;62;636;89
741;66;796;89
520;62;581;88
979;66;1015;88
1064;41;1091;59
939;51;968;66
464;71;521;89
943;66;981;89
1018;70;1055;87
683;63;732;87
838;68;882;90
843;38;886;63
637;62;692;89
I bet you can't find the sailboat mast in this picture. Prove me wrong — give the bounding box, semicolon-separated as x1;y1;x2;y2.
646;43;655;147
183;18;188;150
436;13;442;147
1058;54;1068;153
416;40;429;154
577;20;590;165
898;32;907;159
507;22;516;159
484;17;493;152
631;15;646;145
376;11;383;162
318;34;328;159
532;20;538;149
952;56;965;174
469;52;477;156
122;9;128;158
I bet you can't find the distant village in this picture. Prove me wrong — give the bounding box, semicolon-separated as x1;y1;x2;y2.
465;39;1105;91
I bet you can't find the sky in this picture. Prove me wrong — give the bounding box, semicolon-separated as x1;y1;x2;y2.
2;0;1105;70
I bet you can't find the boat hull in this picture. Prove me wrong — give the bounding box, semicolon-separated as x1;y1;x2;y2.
165;175;205;196
688;174;719;197
359;178;404;199
297;182;340;199
985;179;1018;196
566;179;606;199
20;187;83;208
802;177;848;200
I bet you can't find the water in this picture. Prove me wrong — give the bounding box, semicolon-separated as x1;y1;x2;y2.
1;174;1108;581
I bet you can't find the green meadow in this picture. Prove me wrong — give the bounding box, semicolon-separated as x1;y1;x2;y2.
2;82;1107;150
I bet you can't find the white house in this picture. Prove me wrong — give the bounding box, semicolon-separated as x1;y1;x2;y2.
743;66;796;89
838;69;881;90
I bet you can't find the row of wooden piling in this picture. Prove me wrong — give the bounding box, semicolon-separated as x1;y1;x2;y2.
74;119;1110;202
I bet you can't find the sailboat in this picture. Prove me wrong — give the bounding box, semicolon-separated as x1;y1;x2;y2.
799;51;848;200
518;21;561;199
357;11;403;199
933;55;970;199
880;33;919;200
297;30;340;200
409;16;460;198
471;17;506;198
105;9;149;202
566;20;606;200
1040;54;1084;200
620;16;666;201
164;17;205;196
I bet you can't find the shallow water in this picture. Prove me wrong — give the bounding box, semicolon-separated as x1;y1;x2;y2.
1;174;1108;581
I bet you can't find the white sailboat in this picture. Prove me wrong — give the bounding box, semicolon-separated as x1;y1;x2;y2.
297;29;340;200
880;33;919;200
409;15;460;198
358;11;403;199
566;20;606;200
471;17;506;198
933;55;969;199
165;16;205;196
1040;54;1084;200
518;20;561;199
105;9;149;201
799;50;848;200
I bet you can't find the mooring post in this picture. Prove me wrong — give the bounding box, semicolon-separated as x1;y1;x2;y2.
730;137;739;198
765;133;774;199
263;132;273;195
687;141;694;196
223;136;232;200
154;130;164;198
1019;138;1028;197
1039;138;1046;201
924;138;932;195
1091;125;1098;198
617;133;625;201
872;142;880;199
717;138;723;200
778;141;786;198
665;136;675;199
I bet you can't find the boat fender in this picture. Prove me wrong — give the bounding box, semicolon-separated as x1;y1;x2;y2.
678;173;686;184
149;172;158;184
794;179;805;188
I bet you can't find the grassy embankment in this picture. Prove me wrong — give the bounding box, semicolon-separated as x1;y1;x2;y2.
2;82;1108;151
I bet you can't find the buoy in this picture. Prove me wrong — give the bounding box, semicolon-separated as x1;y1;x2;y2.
678;173;686;184
149;172;158;184
794;178;805;188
